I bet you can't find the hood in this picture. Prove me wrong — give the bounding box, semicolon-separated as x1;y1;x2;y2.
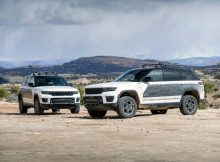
35;86;78;92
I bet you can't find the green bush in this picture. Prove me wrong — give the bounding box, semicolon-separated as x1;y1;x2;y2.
214;75;220;80
199;102;207;110
77;86;84;105
9;86;19;94
0;88;7;99
204;81;214;94
212;94;220;99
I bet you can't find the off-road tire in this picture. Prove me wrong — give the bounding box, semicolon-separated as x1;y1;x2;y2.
70;105;80;114
180;95;198;115
151;109;168;115
88;110;107;118
52;109;60;113
117;96;137;118
18;96;28;114
34;98;44;115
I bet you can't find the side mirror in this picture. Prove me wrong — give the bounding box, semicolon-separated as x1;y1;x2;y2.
28;83;34;87
142;77;153;82
69;82;73;87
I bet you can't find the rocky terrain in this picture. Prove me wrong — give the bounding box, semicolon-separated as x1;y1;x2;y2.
0;102;220;162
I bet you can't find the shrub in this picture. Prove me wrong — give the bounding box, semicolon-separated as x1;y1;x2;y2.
77;86;84;105
212;94;220;99
0;88;7;99
204;81;214;94
214;75;220;80
199;102;207;110
9;85;19;94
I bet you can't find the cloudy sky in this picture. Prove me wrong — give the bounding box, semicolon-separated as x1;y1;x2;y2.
0;0;220;61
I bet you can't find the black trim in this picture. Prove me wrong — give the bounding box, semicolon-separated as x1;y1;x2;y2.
41;103;80;109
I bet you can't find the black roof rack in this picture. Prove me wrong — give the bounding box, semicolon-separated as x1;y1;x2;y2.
142;62;187;68
32;71;57;76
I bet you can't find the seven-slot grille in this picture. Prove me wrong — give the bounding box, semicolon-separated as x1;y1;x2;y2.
50;98;74;104
85;88;104;94
50;91;75;96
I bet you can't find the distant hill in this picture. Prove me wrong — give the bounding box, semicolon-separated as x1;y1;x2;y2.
2;56;163;76
2;55;219;76
169;56;220;66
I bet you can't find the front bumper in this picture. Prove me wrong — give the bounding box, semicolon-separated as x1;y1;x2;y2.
83;96;118;111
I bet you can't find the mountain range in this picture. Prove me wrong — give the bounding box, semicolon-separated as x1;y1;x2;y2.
169;56;220;66
0;56;219;76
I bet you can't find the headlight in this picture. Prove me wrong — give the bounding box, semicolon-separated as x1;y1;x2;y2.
41;91;51;95
103;87;117;92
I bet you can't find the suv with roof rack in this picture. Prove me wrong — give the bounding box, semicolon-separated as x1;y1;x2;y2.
83;63;205;118
18;72;80;115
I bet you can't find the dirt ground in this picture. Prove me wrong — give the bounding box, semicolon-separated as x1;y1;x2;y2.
0;102;220;162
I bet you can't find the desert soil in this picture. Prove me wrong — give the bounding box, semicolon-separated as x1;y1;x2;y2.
0;102;220;162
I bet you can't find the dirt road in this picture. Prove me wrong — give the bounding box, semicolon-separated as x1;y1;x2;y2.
0;102;220;162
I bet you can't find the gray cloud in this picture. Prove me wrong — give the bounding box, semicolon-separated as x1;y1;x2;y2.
0;0;220;61
0;0;194;26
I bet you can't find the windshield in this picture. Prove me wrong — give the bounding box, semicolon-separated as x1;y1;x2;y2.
35;76;69;87
114;69;151;82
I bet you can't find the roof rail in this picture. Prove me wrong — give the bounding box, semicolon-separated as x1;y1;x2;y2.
142;62;166;68
142;62;187;68
32;71;57;76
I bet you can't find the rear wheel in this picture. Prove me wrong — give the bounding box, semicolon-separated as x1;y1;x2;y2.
70;105;80;114
180;95;198;115
117;96;137;118
88;110;107;118
18;96;28;114
151;109;168;115
34;98;44;115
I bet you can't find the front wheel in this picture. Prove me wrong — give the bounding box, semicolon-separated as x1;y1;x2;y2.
34;98;44;115
70;105;80;114
88;110;107;118
18;96;28;114
180;95;198;115
117;96;137;118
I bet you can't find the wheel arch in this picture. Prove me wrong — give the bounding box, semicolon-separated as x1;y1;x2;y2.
182;89;200;104
118;90;140;106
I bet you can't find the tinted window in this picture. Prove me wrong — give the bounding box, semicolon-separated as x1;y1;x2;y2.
181;70;196;80
143;69;163;81
114;69;151;82
163;69;181;81
35;76;69;87
29;77;35;86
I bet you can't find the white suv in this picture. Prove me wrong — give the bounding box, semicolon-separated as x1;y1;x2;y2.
84;64;205;118
18;72;80;115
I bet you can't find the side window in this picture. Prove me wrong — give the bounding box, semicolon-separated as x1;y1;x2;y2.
29;77;35;86
143;69;163;82
163;69;181;81
181;70;196;80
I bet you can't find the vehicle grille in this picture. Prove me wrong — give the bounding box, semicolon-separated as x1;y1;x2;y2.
84;96;102;104
85;88;104;94
50;91;75;96
50;98;74;104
